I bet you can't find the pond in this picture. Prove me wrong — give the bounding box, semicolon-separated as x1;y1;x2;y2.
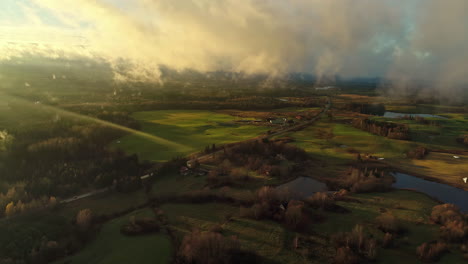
276;177;328;199
383;112;447;119
392;172;468;212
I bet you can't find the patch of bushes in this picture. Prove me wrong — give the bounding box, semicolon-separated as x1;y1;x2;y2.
341;168;392;193
440;220;468;242
430;204;468;242
120;217;160;236
375;212;404;234
352;118;411;140
416;241;448;262
407;146;430;159
334;246;359;264
306;192;335;210
214;140;308;181
332;225;377;262
177;230;258;264
285;200;304;229
382;232;394;248
240;187;284;221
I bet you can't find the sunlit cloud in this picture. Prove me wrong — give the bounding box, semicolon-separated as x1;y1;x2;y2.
0;0;467;98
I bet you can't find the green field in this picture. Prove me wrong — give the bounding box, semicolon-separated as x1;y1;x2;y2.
285;120;414;159
316;190;468;264
370;113;468;150
161;203;317;264
55;209;172;264
112;110;269;161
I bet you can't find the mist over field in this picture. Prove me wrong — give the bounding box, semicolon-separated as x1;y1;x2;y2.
0;0;467;101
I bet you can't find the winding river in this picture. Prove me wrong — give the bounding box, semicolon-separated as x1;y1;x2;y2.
392;172;468;212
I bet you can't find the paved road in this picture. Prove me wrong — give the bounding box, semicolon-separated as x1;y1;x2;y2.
60;187;111;203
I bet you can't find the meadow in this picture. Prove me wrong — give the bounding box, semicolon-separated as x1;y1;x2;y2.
112;110;270;161
161;202;322;264
54;209;172;264
318;190;465;264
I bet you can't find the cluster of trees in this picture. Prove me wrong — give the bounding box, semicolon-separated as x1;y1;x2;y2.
416;241;448;262
332;225;377;264
0;119;150;217
239;186;309;230
177;230;258;264
4;196;57;218
413;204;468;262
207;140;308;187
305;192;336;211
375;212;404;234
352;118;411;140
344;103;386;116
338;167;393;193
0;208;97;264
407;146;430;159
430;204;468;243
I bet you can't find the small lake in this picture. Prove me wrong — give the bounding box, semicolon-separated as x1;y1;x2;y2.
276;177;328;199
392;172;468;212
383;112;447;119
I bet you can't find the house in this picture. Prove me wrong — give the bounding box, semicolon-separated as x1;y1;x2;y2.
269;118;287;125
180;166;190;176
187;159;199;169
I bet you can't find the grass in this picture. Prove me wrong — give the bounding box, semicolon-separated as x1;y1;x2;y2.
316;190;441;264
59;189;149;218
151;172;206;195
161;203;314;264
280;120;414;178
112;110;269;161
287;120;415;160
390;152;468;190
370;113;468;150
55;208;172;264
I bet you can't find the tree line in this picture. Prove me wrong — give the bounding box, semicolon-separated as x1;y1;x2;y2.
352;118;411;140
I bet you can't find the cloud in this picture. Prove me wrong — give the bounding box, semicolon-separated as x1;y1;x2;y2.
0;0;467;98
386;0;468;100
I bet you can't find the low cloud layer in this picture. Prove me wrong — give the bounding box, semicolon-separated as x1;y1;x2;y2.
1;0;467;97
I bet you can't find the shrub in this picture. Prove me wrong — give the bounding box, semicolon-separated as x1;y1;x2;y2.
306;192;334;210
334;247;359;264
430;204;468;242
407;146;429;159
332;225;377;261
430;204;464;225
440;220;468;242
120;217;160;236
343;168;392;193
416;241;448;262
376;213;403;234
256;186;278;205
351;178;391;193
178;231;241;264
76;209;93;231
285;200;303;228
229;168;249;181
382;232;394;248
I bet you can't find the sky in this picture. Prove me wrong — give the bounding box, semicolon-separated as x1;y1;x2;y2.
0;0;467;96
